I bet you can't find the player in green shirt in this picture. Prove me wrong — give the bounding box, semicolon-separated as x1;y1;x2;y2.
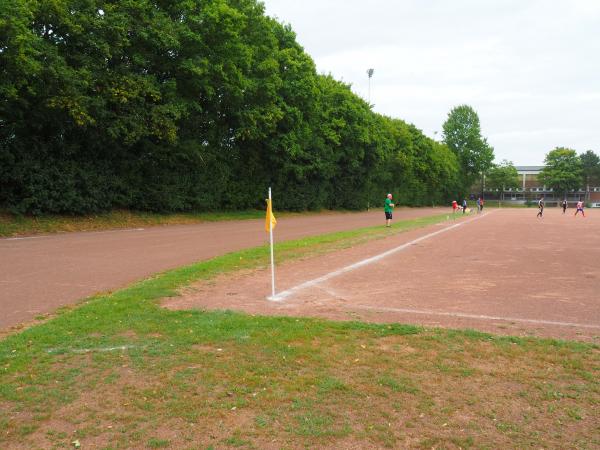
384;193;395;227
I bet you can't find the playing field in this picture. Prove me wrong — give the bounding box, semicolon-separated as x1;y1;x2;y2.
2;208;598;449
166;208;600;343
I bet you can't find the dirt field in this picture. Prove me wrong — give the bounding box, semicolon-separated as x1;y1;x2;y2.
0;208;444;330
165;209;600;342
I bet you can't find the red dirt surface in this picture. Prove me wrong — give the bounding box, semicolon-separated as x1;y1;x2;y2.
165;209;600;342
0;208;443;331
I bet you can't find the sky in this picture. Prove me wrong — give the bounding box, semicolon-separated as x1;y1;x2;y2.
261;0;600;165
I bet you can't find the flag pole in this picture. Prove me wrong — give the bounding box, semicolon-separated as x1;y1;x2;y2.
268;187;276;298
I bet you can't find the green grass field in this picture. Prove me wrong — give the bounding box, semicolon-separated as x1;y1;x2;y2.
1;214;598;449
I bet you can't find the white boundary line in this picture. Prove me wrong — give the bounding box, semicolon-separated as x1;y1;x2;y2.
47;345;141;354
268;212;493;302
349;305;600;330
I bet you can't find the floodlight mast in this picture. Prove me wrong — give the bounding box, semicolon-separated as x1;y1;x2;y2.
366;68;375;211
367;68;374;105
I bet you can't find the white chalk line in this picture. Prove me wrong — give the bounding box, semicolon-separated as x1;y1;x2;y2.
268;212;493;302
349;305;600;330
47;345;141;354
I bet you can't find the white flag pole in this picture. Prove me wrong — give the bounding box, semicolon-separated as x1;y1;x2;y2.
269;187;276;298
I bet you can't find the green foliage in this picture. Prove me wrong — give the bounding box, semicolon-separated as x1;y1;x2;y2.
486;160;520;196
442;105;494;192
539;148;583;195
579;150;600;186
1;0;461;214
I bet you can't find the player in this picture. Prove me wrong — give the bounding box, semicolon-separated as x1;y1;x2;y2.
537;197;544;218
574;200;585;217
561;199;567;214
384;193;395;227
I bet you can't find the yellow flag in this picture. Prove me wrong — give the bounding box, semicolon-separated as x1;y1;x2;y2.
265;198;277;232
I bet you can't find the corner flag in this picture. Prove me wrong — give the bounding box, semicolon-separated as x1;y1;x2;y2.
266;187;277;299
265;197;277;232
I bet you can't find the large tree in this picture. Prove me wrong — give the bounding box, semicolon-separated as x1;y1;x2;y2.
538;148;583;198
580;150;600;186
442;105;494;193
579;150;600;201
486;160;519;200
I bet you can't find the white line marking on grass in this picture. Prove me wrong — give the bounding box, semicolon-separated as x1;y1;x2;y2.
47;345;141;354
267;212;493;302
350;305;600;330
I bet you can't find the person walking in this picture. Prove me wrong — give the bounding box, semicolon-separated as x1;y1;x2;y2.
476;197;481;213
384;193;395;227
462;199;467;214
562;199;567;214
480;198;484;212
574;200;585;217
537;197;544;218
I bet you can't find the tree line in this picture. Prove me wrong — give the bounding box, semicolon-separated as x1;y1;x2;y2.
1;0;465;215
539;148;600;197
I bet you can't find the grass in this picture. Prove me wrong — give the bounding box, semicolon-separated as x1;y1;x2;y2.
147;438;171;448
0;213;598;448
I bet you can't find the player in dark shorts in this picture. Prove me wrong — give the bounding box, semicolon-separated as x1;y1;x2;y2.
384;193;395;227
562;199;567;214
537;197;544;218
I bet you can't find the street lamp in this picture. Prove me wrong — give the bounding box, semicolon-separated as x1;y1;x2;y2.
366;68;374;105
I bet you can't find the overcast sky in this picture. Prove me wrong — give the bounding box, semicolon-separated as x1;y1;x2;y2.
261;0;600;165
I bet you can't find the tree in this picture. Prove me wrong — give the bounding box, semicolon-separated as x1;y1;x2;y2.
580;150;600;200
538;148;583;199
486;160;519;200
442;105;494;194
0;0;463;214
